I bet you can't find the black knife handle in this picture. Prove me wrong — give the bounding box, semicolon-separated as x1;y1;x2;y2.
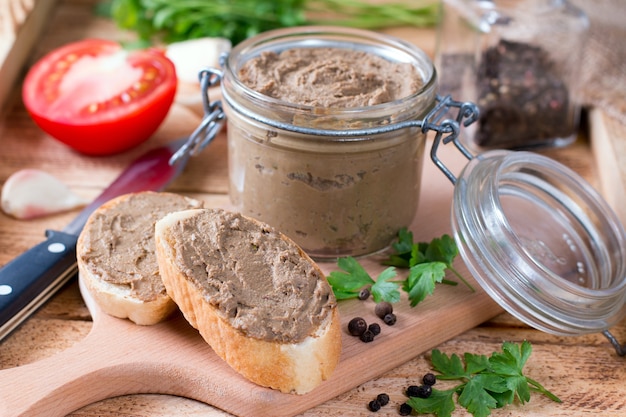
0;230;79;340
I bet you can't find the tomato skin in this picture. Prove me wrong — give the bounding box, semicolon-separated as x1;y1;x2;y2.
22;39;177;155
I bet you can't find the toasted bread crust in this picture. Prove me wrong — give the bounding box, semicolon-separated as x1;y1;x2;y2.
155;208;342;394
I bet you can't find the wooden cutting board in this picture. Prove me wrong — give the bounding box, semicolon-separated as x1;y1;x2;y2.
0;134;502;417
0;0;58;114
589;108;626;227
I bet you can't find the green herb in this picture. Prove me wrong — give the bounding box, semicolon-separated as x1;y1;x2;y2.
327;257;401;303
101;0;439;46
386;228;475;305
327;229;474;306
409;341;561;417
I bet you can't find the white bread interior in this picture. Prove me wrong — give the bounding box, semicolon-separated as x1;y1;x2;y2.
78;263;176;326
154;208;342;394
76;192;202;325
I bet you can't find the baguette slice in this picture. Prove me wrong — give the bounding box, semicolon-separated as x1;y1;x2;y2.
154;208;342;394
77;191;203;325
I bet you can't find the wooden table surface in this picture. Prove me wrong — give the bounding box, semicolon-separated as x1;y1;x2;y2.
1;1;626;416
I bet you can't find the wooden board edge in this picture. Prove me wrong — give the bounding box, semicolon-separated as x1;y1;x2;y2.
589;108;626;227
0;0;59;115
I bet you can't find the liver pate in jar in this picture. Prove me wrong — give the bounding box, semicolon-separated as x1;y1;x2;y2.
220;27;437;259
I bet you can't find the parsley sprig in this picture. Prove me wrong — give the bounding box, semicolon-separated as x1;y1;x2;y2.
410;341;561;417
327;229;474;307
327;258;401;303
392;229;475;305
104;0;438;46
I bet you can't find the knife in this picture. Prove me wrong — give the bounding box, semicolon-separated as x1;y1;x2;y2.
0;137;191;342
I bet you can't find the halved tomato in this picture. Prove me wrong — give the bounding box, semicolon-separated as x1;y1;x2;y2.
22;39;177;155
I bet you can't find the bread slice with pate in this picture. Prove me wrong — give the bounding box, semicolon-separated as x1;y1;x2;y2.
77;191;203;325
154;208;342;394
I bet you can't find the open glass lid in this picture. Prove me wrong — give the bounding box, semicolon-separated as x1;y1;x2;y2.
448;148;626;337
424;97;626;346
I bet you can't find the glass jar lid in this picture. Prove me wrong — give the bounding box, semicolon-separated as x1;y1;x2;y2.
451;149;626;336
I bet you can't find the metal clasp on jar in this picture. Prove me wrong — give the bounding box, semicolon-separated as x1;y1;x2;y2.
170;68;226;165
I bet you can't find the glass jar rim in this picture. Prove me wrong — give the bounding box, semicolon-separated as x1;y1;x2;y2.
221;26;438;127
452;149;626;336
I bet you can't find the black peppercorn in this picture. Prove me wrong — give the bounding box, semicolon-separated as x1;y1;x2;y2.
359;329;375;343
383;312;397;326
423;372;437;386
406;385;420;397
415;384;432;398
368;322;381;336
407;383;432;398
347;317;367;336
358;288;371;300
376;393;389;406
399;402;412;416
368;399;381;412
374;301;393;319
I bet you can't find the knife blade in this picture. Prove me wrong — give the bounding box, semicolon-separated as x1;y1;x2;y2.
0;137;191;342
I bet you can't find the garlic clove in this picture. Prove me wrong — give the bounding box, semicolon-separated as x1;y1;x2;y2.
1;169;89;220
166;37;231;117
165;37;231;84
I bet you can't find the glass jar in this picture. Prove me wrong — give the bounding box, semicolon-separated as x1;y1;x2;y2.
219;26;437;259
448;149;626;335
435;0;589;151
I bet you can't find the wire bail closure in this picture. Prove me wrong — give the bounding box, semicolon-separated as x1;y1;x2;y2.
603;331;626;356
424;97;479;185
169;68;226;165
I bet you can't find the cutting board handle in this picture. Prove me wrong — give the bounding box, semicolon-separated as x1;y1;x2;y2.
0;326;144;416
0;281;225;417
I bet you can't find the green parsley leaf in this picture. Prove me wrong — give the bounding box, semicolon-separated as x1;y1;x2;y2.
106;0;438;46
327;257;401;303
386;228;475;306
458;374;507;417
384;227;414;267
403;262;447;306
489;340;532;377
408;388;457;417
330;288;364;300
326;257;374;300
370;267;401;303
463;352;491;376
424;234;458;266
328;228;475;307
395;228;475;296
430;349;471;379
395;227;415;252
489;341;532;405
408;341;561;417
410;242;430;266
381;227;415;268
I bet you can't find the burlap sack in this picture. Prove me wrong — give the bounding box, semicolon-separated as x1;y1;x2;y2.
572;0;626;125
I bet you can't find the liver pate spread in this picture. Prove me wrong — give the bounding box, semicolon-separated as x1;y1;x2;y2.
164;209;336;343
238;47;421;107
79;192;201;302
227;45;428;258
